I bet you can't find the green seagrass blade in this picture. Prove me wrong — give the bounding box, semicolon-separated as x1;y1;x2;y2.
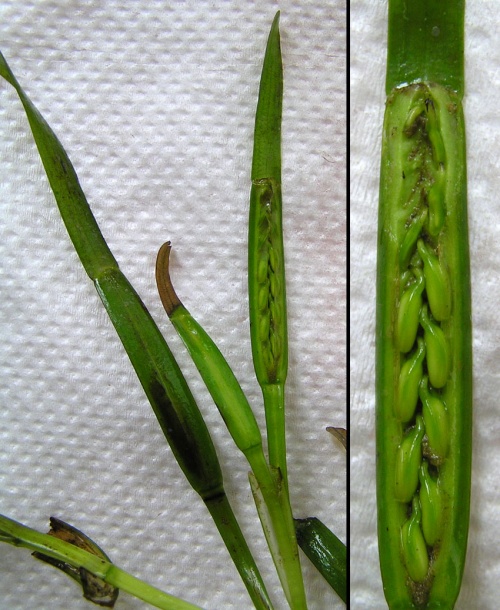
386;0;464;96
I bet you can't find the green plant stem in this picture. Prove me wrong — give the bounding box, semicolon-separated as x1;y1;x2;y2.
203;494;273;610
0;50;271;610
261;384;287;485
0;514;203;610
248;448;307;610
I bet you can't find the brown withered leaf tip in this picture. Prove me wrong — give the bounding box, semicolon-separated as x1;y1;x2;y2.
326;427;347;450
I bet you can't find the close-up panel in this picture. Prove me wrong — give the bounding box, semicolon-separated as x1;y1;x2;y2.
0;2;345;610
352;1;500;608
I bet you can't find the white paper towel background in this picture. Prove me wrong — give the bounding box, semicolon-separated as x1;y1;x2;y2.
0;2;346;609
351;1;500;608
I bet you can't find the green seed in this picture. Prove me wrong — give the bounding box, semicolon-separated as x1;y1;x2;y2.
403;97;426;135
257;253;270;285
400;269;413;288
417;239;451;322
259;312;271;343
400;496;429;583
426;98;446;166
427;166;446;237
419;461;443;546
397;338;426;422
397;268;425;353
399;208;428;269
420;305;450;389
419;376;449;460
394;416;425;503
258;286;268;311
270;333;281;361
269;245;279;272
270;271;280;299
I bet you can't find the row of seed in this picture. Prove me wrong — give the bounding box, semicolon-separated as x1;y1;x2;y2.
393;94;451;583
253;178;285;376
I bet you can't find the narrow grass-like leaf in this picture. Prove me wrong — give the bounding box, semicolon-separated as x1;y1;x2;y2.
294;518;347;604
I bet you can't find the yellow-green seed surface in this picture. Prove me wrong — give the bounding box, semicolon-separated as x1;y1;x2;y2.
400;497;429;583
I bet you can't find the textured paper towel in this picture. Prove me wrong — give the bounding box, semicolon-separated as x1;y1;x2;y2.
0;1;345;609
351;1;500;608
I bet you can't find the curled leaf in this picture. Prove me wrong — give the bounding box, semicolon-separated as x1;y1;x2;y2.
33;517;119;608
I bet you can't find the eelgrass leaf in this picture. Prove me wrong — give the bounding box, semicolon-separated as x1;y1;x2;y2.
294;517;346;604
